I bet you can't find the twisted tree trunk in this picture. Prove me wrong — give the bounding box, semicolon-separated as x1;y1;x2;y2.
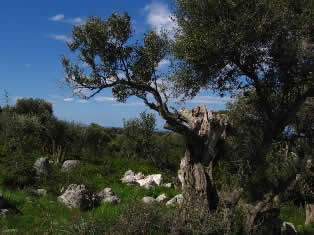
166;105;228;216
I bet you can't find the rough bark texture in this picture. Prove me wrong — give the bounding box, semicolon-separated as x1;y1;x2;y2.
174;106;228;216
243;194;281;235
304;160;314;225
305;203;314;225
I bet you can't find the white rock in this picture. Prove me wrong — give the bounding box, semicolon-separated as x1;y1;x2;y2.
166;194;183;206
97;188;120;204
57;184;91;210
281;221;297;235
2;229;18;233
33;157;50;176
61;160;80;172
134;172;145;180
0;209;9;217
121;170;137;184
156;193;169;203
137;178;155;189
35;189;47;196
162;183;172;188
142;196;155;204
124;170;135;176
149;174;163;185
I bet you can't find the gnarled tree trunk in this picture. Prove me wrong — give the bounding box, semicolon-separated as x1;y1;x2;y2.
243;194;281;235
167;105;228;217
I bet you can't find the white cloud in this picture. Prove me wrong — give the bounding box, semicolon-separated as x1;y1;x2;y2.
113;102;144;106
157;59;170;69
78;99;89;103
95;96;117;102
49;14;85;25
50;14;65;21
145;2;177;36
50;34;72;43
64;97;74;102
66;17;85;25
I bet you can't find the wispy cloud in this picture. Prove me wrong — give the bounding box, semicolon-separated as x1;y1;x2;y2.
50;14;65;21
157;59;170;69
49;14;85;25
113;101;144;106
24;64;31;68
95;96;117;102
64;97;74;102
66;17;84;25
78;99;89;104
145;2;177;36
50;34;72;43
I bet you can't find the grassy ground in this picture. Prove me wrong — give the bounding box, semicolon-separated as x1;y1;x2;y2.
0;155;180;234
0;155;313;234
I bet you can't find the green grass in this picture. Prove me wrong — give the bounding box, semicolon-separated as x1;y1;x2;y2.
0;154;181;234
280;203;314;234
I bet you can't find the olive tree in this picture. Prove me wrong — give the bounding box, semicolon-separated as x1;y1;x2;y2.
173;0;313;233
62;13;229;218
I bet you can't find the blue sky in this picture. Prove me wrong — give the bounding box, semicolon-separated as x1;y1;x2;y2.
0;0;232;128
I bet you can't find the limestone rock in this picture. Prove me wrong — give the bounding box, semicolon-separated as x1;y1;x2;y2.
33;157;50;176
137;174;163;189
137;177;155;189
61;160;80;172
166;194;183;206
0;209;9;217
57;184;92;210
121;170;162;189
281;222;297;235
162;183;172;188
32;189;47;196
121;170;137;184
97;188;120;204
2;229;18;233
156;193;169;203
142;196;155;204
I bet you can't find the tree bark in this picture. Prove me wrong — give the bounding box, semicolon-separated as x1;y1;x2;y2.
170;105;228;217
243;194;281;235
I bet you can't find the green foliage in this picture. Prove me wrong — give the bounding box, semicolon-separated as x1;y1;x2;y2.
121;111;156;158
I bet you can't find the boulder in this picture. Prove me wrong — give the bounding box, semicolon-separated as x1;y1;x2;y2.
137;174;163;189
166;194;183;206
2;229;18;233
135;172;145;181
33;157;50;176
57;184;92;210
142;196;155;204
162;183;172;188
137;177;155;189
32;189;47;196
0;209;9;217
156;193;169;203
305;203;314;225
281;222;297;235
96;188;120;204
121;170;137;184
61;160;80;172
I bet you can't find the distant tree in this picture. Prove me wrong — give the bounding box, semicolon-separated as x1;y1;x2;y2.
122;111;156;161
84;123;111;155
14;98;53;124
